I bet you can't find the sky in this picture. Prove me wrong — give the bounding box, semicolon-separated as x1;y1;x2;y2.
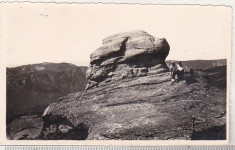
2;3;232;67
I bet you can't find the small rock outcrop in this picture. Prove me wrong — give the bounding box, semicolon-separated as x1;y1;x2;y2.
86;30;170;89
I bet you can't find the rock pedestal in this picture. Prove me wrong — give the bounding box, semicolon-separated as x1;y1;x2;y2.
86;30;170;89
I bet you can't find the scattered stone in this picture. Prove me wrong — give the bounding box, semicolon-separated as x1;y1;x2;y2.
59;125;73;133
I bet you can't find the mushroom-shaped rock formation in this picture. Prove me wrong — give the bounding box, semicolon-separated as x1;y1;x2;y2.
40;31;226;140
86;30;170;89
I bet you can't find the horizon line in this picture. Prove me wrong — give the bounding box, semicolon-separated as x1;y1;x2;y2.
7;58;227;68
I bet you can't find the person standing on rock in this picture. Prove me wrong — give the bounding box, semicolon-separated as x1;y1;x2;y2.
176;61;184;80
170;61;184;83
169;62;178;83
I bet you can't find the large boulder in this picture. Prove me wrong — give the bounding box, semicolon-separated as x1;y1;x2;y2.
86;30;170;89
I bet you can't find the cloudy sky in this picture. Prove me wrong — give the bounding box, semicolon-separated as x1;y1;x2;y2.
2;3;232;67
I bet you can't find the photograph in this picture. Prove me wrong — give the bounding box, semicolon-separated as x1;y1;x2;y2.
1;2;231;144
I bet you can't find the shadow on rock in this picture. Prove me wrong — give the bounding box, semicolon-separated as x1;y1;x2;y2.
191;124;226;140
184;75;198;85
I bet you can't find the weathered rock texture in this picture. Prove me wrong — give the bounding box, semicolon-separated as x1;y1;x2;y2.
40;31;226;140
86;30;170;89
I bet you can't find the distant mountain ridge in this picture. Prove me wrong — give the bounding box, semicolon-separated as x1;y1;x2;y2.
7;62;87;77
166;59;226;70
7;62;88;124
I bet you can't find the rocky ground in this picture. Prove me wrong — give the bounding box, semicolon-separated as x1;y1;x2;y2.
40;66;226;140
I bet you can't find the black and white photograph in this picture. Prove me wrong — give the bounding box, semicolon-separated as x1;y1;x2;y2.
1;3;231;144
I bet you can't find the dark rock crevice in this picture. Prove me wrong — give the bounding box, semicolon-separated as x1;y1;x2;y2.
41;114;89;140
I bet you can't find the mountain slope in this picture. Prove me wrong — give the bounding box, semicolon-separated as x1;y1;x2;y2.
7;63;88;123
